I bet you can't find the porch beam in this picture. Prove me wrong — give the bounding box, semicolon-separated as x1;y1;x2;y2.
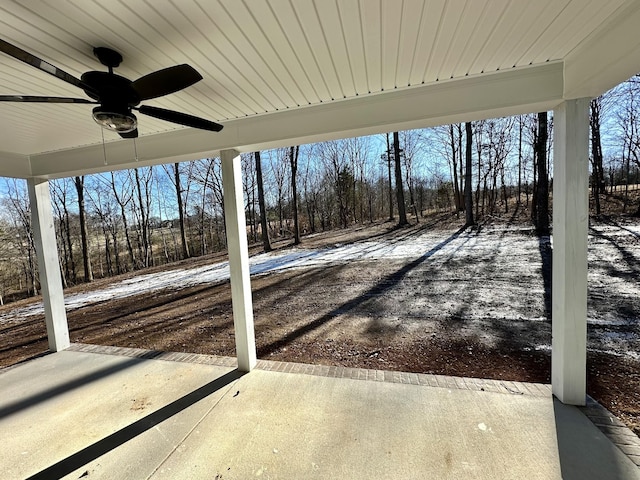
27;178;70;351
27;62;563;180
551;98;590;405
221;149;257;372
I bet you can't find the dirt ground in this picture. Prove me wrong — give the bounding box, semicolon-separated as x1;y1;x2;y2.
1;212;639;436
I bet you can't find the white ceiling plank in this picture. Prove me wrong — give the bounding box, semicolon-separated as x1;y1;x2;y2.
316;0;357;98
292;0;344;100
271;0;332;102
467;1;519;74
336;0;369;95
437;0;490;80
395;0;426;87
547;0;627;61
410;0;446;85
528;0;604;65
480;1;546;72
242;0;318;106
218;0;300;108
162;2;269;118
496;0;563;68
380;0;402;90
163;0;276;116
427;0;466;81
449;0;506;78
359;0;383;93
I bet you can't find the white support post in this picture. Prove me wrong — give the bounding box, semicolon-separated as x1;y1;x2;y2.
221;149;257;372
27;178;70;352
552;98;590;405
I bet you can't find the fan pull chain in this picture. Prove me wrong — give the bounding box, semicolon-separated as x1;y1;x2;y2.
133;138;139;162
101;128;108;166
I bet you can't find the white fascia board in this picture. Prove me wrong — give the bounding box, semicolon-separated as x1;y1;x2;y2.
0;151;32;178
564;1;640;99
28;62;563;179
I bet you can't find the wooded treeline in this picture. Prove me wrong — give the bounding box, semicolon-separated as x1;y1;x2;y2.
1;77;640;303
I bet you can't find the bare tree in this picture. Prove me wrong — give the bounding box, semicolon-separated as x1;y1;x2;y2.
614;78;640;215
464;122;474;226
170;163;190;259
241;154;258;242
3;180;38;296
399;130;422;222
110;171;136;269
590;98;605;214
131;167;154;268
533;112;550;234
318;140;352;228
86;181;120;276
384;133;394;221
449;125;462;212
269;148;291;235
393;131;408;226
302;147;322;233
50;179;76;285
74;176;93;282
290;145;301;244
255;151;272;252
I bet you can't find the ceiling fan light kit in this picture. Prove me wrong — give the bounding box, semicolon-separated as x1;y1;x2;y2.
0;40;223;138
92;107;137;133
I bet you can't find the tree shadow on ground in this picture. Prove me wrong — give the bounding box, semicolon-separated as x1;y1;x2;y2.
538;234;552;321
257;226;469;357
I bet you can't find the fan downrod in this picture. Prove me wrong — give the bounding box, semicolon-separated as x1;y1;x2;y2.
93;47;122;69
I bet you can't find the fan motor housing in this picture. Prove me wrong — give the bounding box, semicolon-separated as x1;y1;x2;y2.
81;71;140;106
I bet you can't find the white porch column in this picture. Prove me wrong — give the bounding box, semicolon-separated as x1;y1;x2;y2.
221;149;257;372
552;98;590;405
27;178;70;352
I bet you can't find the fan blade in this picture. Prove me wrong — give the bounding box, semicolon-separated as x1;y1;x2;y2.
138;105;223;132
0;95;94;103
0;38;97;96
119;129;138;139
132;64;202;101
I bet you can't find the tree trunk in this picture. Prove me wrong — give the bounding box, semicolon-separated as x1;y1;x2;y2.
64;211;76;283
386;133;394;221
134;168;151;268
464;122;474;226
393;131;408;226
449;125;462;212
475;130;482;219
74;176;93;282
255;151;272;252
174;163;190;259
457;124;465;209
590;99;604;215
534;112;550;234
290;145;301;244
518;116;523;206
110;172;135;270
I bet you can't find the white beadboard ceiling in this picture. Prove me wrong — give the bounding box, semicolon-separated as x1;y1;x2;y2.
1;0;640;178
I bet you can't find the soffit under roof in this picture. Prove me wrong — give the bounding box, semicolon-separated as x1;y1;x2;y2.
1;0;639;178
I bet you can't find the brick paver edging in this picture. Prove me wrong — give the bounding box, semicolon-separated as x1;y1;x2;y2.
579;396;640;467
68;343;550;396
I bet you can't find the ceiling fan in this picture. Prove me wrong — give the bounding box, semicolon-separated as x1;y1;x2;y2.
0;38;223;138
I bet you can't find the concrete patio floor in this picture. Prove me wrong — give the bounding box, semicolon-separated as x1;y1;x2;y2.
1;346;639;480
